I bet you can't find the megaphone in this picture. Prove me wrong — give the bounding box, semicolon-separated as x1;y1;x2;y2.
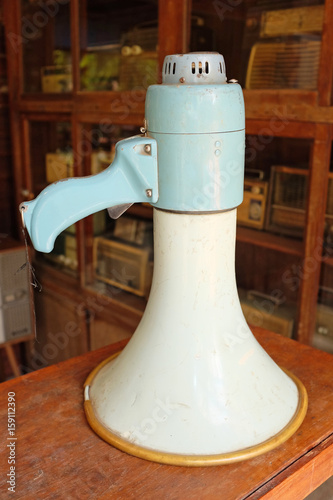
20;53;307;466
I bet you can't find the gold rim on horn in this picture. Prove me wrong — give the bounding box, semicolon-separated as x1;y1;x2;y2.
84;352;308;467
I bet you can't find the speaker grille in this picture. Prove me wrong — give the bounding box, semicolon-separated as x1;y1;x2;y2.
0;247;31;342
162;53;227;85
3;300;31;340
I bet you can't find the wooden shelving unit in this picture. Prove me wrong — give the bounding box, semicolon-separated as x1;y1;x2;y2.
237;227;304;256
3;0;333;365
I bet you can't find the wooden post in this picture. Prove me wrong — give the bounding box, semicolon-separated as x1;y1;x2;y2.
3;0;25;235
158;0;192;77
318;0;333;106
70;0;81;93
296;124;333;343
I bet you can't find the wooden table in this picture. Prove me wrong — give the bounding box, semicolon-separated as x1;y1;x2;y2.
0;327;332;499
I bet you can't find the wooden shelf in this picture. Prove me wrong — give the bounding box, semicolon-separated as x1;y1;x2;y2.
236;226;303;256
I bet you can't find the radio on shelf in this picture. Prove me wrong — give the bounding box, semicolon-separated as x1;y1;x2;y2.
266;166;333;242
237;171;268;229
93;237;153;298
239;288;295;339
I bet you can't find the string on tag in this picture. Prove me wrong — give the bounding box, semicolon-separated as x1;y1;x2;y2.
16;227;42;293
17;205;42;342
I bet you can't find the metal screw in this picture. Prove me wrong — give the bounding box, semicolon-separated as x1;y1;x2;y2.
140;127;146;134
144;144;151;154
19;203;27;228
179;77;185;83
146;189;152;198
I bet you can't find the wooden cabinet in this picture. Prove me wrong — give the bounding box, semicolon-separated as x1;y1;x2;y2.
88;299;142;351
3;0;333;362
30;284;88;368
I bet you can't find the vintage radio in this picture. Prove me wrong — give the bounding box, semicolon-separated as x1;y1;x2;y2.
246;38;321;90
266;166;307;238
93;237;153;297
237;173;268;229
46;152;74;183
239;289;295;338
0;240;32;343
266;166;333;239
41;65;72;93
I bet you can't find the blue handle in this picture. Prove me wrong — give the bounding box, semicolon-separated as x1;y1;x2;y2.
21;136;158;253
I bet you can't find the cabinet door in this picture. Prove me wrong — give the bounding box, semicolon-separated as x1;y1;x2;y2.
79;0;159;92
28;287;88;369
20;0;72;94
88;303;141;351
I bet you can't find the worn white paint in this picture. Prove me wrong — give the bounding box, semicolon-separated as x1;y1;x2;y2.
89;209;299;454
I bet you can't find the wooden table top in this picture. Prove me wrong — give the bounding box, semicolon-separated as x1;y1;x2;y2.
0;327;332;500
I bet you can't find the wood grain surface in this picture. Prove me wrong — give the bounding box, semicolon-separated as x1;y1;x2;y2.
0;328;332;500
